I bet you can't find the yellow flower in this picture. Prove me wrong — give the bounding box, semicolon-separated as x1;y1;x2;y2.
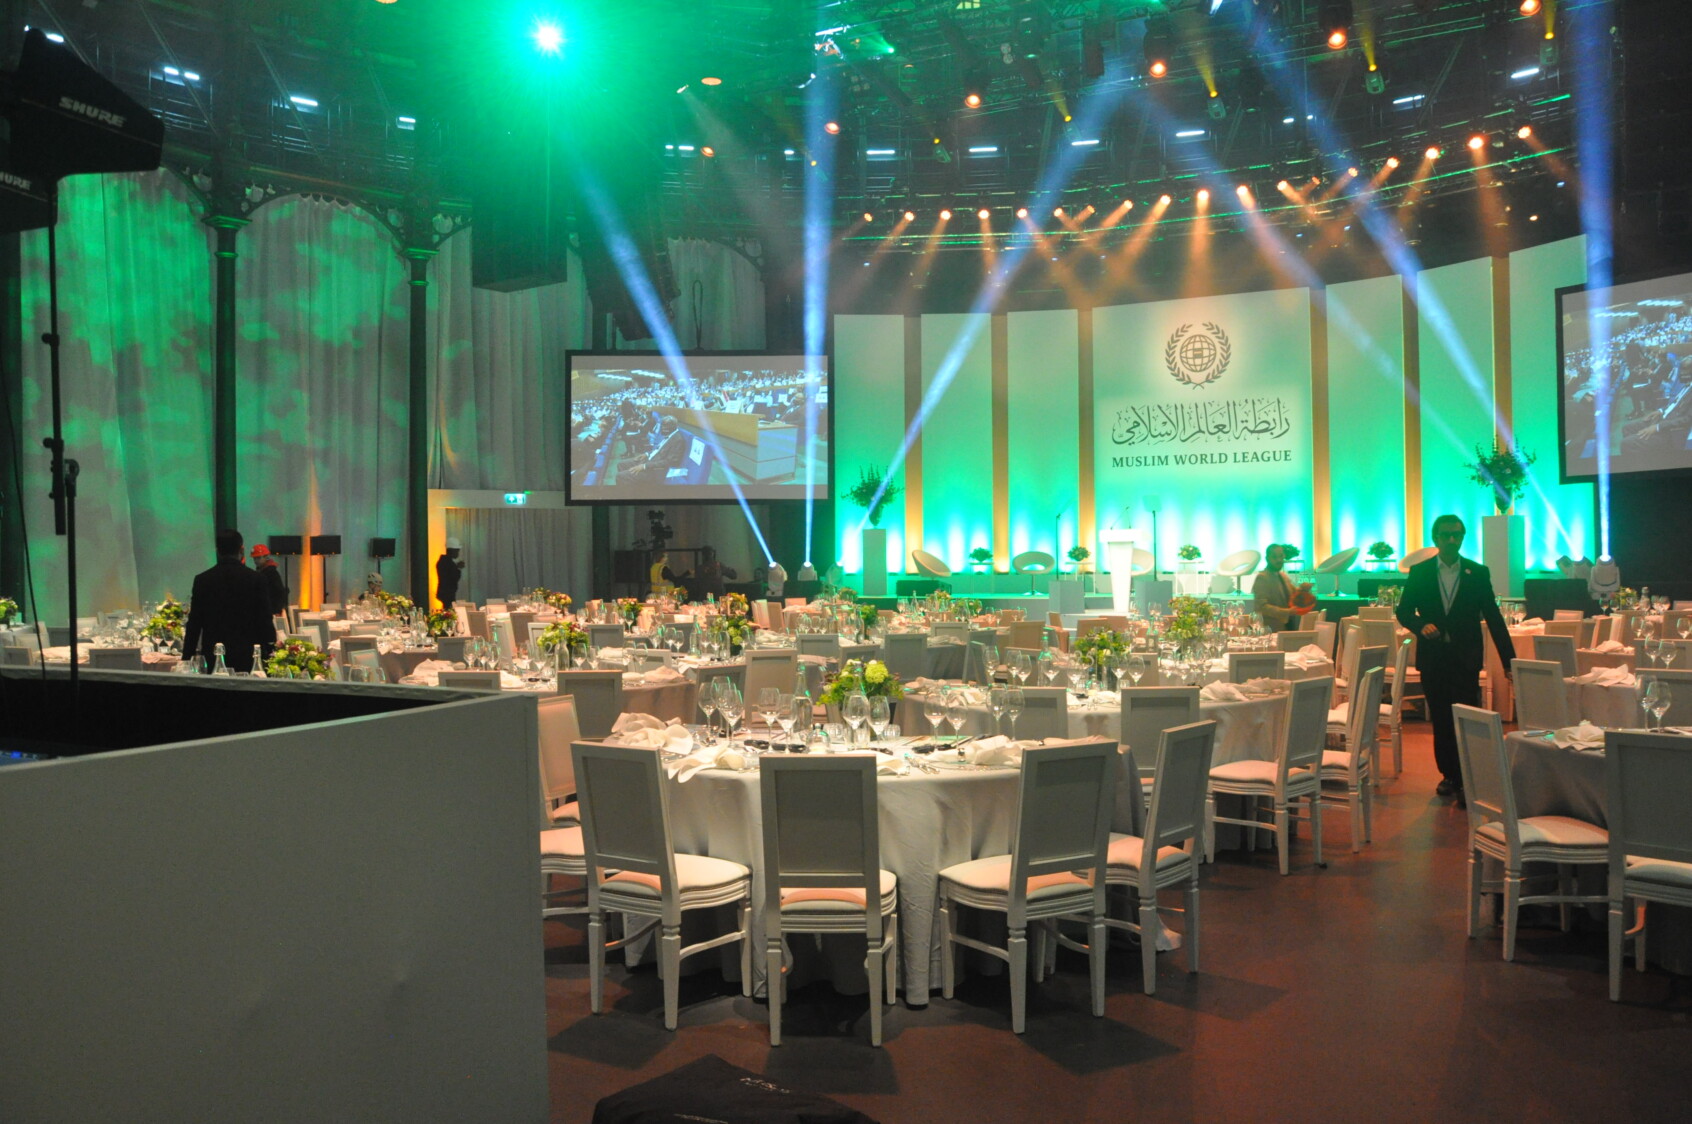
864;661;888;685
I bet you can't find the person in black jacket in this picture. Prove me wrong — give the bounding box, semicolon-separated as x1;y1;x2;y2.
250;543;289;617
1394;514;1516;802
436;538;465;608
183;529;276;673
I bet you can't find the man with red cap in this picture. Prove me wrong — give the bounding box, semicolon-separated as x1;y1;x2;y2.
250;542;289;616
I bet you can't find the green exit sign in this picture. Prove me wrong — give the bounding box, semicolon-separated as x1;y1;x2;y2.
504;492;529;505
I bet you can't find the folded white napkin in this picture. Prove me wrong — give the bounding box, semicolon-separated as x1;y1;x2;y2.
499;670;525;690
1592;640;1631;654
1552;720;1606;749
944;735;1023;766
949;687;988;706
1085;690;1118;707
1570;665;1637;687
405;658;459;685
1200;681;1250;702
669;741;750;780
640;665;686;684
905;677;949;692
1298;644;1327;661
608;713;696;753
1240;677;1292;696
594;647;631;662
1516;618;1546;632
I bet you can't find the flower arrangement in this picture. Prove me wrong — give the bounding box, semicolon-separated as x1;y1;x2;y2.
1376;585;1404;608
1067;545;1091;568
145;597;186;643
0;596;17;624
1074;628;1131;670
374;590;414;618
720;591;749;617
615;597;642;627
672;585;689;603
424;610;458;638
531;588;573;613
1280;544;1301;563
1165;595;1216;642
536;620;589;654
835;588;857;602
1466;441;1537;512
846;465;902;528
1177;544;1202;562
716;613;754;654
969;546;993;567
1613;587;1639;609
266;637;330;680
857;602;879;632
819;658;904;705
1368;541;1395;561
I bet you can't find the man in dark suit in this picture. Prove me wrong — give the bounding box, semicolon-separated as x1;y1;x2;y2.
183;529;276;673
1395;514;1516;802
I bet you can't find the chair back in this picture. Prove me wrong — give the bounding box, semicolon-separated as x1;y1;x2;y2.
294;618;329;648
882;632;929;681
0;645;34;666
1227;651;1285;683
965;640;995;685
1139;720;1221;889
587;623;626;650
346;622;383;637
1343;666;1386;772
1543;619;1584;643
507;611;536;649
932;621;971;642
1119;686;1201;758
572;741;680;918
1005;740;1116;925
1512;658;1571;731
1005;621;1046;652
342;647;382;681
1358;606;1395;620
436;669;501;689
998;609;1026;623
1312;619;1337;659
1359;618;1397;651
87;646;142;670
340;635;378;656
463;610;490;641
434;636;470;665
558;669;627;737
743;648;798;700
1279;677;1335;787
1532;633;1579;679
795;633;837;659
1276;631;1313;653
759;756;882;939
1390;637;1416;708
536;694;581;826
1076;618;1114;639
1354;644;1389;689
838;641;879;664
750;601;771;630
1016;686;1070;740
1604;730;1692;881
1452;705;1519;849
1551;609;1584;621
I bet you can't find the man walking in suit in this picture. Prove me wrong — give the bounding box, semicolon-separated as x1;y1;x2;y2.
1252;543;1311;630
183;528;276;673
1395;514;1516;802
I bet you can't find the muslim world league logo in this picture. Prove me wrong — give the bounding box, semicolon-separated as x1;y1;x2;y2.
1165;322;1232;389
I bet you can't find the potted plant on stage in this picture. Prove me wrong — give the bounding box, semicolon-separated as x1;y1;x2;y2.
847;466;902;529
968;547;993;571
1177;544;1203;574
1367;541;1395;571
1467;441;1536;514
1281;544;1302;573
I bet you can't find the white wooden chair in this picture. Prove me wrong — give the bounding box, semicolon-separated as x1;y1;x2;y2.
1015;686;1069;741
538;695;588;921
742;648;798;702
795;633;839;659
882;632;929;682
1531;633;1579;679
1328;646;1388;734
586;623;626;650
938;739;1116;1033
1383;637;1425;777
436;670;501;690
464;610;491;640
1207;676;1333;874
1227;651;1285;683
572;741;752;1029
1320;665;1385;853
87;646;143;671
1511;658;1571;732
1453;705;1608;961
759;755;898;1046
1603;729;1692;1000
558;670;627;738
1120;685;1201;812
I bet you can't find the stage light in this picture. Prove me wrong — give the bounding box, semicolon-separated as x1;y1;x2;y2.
1520;0;1540;14
1236;184;1250;197
1150;60;1168;78
289;95;319;108
1516;124;1533;139
940;208;953;220
701;76;722;86
964;91;982;108
824;121;841;135
1053;206;1065;217
1425;145;1442;160
1276;179;1291;191
1196;188;1210;204
903;210;915;221
1320;0;1352;49
1467;134;1486;151
532;20;564;56
1385;156;1400;169
1159;194;1172;205
977;207;991;220
1364;70;1385;95
701;146;715;157
1207;98;1227;121
1016;207;1029;219
863;212;874;223
1327;28;1347;49
1347;167;1358;177
1143;15;1172;78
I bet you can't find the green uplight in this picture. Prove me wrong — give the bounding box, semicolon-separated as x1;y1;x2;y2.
532;19;564;56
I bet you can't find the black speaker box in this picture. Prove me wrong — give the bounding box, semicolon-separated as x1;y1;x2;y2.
310;535;342;556
370;537;396;559
268;535;303;556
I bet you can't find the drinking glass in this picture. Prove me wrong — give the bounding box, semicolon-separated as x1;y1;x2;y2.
1011;650;1031;685
987;687;1007;736
775;693;798;745
1641;678;1668;731
924;691;946;739
1066;667;1087;694
1040;652;1059;686
1128;653;1147;686
1003;687;1024;740
945;690;969;739
843;692;870;740
869;694;891;740
1663;642;1679;670
758;687;782;730
717;683;744;740
698;684;720;743
1645;638;1662;667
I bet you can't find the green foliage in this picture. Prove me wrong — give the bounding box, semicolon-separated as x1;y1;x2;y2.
969;547;993;564
1073;628;1130;669
536;621;588;653
267;637;330;680
820;659;904;704
846;466;902;528
425;610;457;637
1280;544;1301;562
1177;544;1201;561
1466;441;1537;506
145;597;186;643
1067;545;1090;564
1368;541;1395;560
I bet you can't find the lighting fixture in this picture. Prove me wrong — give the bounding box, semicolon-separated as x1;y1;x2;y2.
1159;194;1172;205
1425;145;1441;160
1384;156;1400;169
903;210;916;221
940;208;953;220
701;76;722;86
701;146;715;157
863;212;874;223
1143;15;1172;78
1277;179;1291;191
824;121;840;135
288;95;318;108
977;208;990;220
1016;207;1029;219
1467;134;1486;151
532;20;564;56
964;92;982;108
1516;124;1533;139
1196;188;1211;204
1520;0;1541;14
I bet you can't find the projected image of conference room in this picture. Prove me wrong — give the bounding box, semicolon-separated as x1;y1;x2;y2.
567;355;829;501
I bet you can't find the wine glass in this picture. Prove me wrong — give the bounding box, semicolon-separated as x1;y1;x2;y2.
945;690;968;739
1003;686;1024;741
1641;677;1669;731
775;693;798;745
924;691;946;740
843;691;870;744
758;687;781;731
869;694;891;741
1010;650;1031;685
1663;641;1679;670
1040;652;1059;686
1066;667;1087;695
717;681;744;741
1128;653;1147;686
697;682;720;743
987;687;1007;736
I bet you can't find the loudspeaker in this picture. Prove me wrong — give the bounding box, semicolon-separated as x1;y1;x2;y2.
5;30;166;181
268;535;303;556
0;143;56;235
310;535;342;556
370;537;396;559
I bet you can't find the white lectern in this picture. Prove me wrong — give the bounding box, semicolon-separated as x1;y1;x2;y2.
1098;530;1139;616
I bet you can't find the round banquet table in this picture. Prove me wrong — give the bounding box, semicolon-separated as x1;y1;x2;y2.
1564;677;1641;730
40;645;178;670
1503;731;1691;974
658;743;1146;1005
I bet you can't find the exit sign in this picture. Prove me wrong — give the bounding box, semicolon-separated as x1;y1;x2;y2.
504;492;529;505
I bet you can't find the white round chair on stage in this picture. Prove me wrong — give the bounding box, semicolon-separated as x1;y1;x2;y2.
1129;548;1155;577
1214;549;1262;593
1313;546;1360;595
1012;550;1056;595
911;548;953;579
1398;546;1438;573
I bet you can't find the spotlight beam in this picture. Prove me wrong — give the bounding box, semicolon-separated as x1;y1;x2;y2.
801;70;838;568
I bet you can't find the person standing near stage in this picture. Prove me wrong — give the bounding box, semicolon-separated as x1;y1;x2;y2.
1251;544;1310;631
182;529;275;674
1395;514;1516;802
250;543;289;617
436;538;465;608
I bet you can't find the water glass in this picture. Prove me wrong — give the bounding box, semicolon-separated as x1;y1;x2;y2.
843;692;870;738
1003;687;1024;740
987;687;1007;736
945;691;968;738
924;692;946;739
869;694;891;740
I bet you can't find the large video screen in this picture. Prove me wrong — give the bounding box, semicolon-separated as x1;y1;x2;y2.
1560;271;1692;481
567;352;830;501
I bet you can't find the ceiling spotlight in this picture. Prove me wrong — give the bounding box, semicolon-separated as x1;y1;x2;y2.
903;210;916;222
1277;179;1291;191
701;76;723;86
1520;0;1541;14
1467;134;1486;151
964;91;982;108
531;20;565;56
1347;167;1358;177
1516;124;1533;139
824;121;841;135
1364;70;1386;95
1385;156;1400;169
1149;60;1168;78
1327;28;1347;49
701;146;715;157
863;212;874;223
1143;15;1172;78
1016;207;1029;219
1425;145;1442;160
1159;193;1173;205
978;208;991;220
1054;206;1065;218
940;208;953;220
1196;188;1211;204
1320;0;1352;50
1236;184;1250;197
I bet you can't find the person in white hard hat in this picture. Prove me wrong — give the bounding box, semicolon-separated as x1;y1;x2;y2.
436;537;465;608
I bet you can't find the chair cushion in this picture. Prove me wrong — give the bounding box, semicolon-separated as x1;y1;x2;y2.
1625;857;1692;888
1104;833;1189;874
780;869;897;912
1477;815;1608;849
1209;759;1312;784
1319;749;1360;772
539;825;583;857
939;854;1092;901
602;852;750;898
1326;706;1349;727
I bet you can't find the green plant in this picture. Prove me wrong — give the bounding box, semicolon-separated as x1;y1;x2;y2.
1368;541;1395;560
1466;441;1537;510
424;610;457;638
375;590;414;618
1067;545;1090;565
0;596;17;624
1280;544;1301;562
1177;544;1202;562
1164;595;1216;642
145;597;186;643
857;602;879;631
819;658;905;704
969;546;993;565
266;637;330;680
1073;628;1130;670
536;621;588;654
846;466;902;528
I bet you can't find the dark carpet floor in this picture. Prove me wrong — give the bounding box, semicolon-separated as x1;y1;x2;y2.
542;721;1692;1123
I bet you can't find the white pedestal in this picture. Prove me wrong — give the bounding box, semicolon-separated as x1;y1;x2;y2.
1049;579;1086;615
1482;514;1525;598
1098;530;1138;616
1132;578;1174;614
862;528;888;597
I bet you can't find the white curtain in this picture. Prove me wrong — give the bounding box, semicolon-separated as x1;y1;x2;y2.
667;238;766;351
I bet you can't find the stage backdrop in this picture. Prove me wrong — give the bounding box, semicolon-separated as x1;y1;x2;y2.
1092;288;1314;570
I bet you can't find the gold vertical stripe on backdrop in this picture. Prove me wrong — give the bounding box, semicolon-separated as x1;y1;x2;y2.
903;315;923;562
991;313;1010;570
1402;277;1423;550
1492;256;1513;444
1078;306;1096;562
1310;288;1332;562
